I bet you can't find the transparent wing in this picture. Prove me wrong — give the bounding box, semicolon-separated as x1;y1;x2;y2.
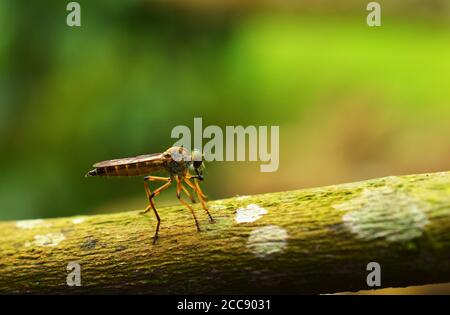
93;153;164;168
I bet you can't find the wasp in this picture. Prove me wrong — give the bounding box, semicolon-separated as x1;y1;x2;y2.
86;146;214;244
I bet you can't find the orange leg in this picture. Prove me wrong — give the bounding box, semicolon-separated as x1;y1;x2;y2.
186;175;208;200
194;178;208;201
143;176;171;201
142;176;172;244
184;177;214;223
181;184;196;204
176;176;201;232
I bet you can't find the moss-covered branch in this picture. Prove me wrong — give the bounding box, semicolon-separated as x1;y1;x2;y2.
0;171;449;294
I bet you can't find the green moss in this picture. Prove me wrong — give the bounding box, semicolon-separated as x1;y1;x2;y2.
0;171;449;294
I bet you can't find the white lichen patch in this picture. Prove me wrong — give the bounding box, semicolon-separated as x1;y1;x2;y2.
16;219;52;230
25;233;66;247
210;204;226;210
72;217;85;224
335;186;430;242
246;225;288;258
236;195;251;201
235;204;268;223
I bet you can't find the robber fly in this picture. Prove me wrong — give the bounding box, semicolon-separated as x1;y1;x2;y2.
86;146;214;244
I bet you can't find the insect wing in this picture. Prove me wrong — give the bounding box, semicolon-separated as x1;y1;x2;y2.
93;153;164;168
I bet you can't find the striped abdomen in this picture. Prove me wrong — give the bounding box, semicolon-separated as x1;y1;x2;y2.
86;153;166;177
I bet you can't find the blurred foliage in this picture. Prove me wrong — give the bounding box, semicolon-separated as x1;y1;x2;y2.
0;0;449;295
0;0;449;221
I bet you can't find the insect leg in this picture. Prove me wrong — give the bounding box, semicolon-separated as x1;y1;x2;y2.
176;177;201;232
143;176;171;202
186;175;208;200
142;204;160;245
194;178;209;202
184;178;214;223
143;176;172;244
181;184;196;204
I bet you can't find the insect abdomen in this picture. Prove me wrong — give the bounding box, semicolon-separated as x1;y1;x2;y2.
86;162;164;177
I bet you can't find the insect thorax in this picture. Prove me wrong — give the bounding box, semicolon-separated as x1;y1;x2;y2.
163;146;192;177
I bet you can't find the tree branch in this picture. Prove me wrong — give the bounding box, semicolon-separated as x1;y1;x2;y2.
1;171;449;294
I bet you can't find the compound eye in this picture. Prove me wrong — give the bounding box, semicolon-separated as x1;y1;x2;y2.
191;150;203;166
193;160;202;169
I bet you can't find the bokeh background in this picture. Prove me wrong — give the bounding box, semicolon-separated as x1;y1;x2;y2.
0;0;449;293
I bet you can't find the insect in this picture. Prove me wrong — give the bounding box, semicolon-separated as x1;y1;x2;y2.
86;146;214;244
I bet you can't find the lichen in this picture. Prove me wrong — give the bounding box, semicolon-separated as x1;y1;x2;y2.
25;233;66;247
235;204;268;223
246;225;288;258
16;219;52;230
72;218;85;224
336;186;430;242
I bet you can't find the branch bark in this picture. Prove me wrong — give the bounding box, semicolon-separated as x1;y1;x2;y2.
1;171;449;294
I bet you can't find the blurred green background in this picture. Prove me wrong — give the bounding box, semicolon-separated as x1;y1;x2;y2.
0;0;449;223
1;0;449;295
